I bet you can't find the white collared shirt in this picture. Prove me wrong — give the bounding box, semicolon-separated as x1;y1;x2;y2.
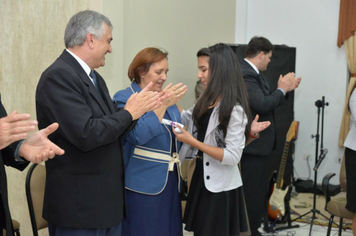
244;58;259;74
66;49;95;85
244;58;286;95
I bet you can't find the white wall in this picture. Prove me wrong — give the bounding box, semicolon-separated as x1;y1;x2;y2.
236;0;348;184
101;0;237;108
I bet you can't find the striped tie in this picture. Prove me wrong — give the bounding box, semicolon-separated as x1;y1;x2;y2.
90;70;99;90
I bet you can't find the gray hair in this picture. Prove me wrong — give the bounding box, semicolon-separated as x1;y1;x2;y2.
64;10;113;48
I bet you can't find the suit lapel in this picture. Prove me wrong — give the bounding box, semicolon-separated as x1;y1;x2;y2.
130;81;141;93
60;50;112;115
259;73;271;92
92;71;115;114
242;60;271;94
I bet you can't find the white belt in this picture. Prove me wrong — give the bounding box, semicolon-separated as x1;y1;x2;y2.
134;147;181;174
169;152;181;172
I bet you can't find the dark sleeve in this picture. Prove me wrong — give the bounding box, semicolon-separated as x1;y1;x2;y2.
0;97;29;171
116;107;138;136
1;142;29;171
112;94;138;136
244;73;285;115
36;67;134;152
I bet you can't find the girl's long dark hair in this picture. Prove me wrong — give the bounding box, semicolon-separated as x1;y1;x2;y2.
193;43;251;139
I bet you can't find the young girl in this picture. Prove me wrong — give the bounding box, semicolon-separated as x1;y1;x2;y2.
174;43;251;236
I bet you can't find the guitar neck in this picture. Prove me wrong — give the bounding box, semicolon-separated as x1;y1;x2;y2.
276;141;290;189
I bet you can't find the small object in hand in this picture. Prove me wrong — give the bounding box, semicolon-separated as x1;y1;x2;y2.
161;118;184;133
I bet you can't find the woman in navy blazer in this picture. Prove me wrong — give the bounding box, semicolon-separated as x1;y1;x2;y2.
113;47;187;236
175;43;251;236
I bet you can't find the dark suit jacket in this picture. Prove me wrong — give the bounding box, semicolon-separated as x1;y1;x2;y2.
0;96;29;236
240;59;286;156
36;50;135;228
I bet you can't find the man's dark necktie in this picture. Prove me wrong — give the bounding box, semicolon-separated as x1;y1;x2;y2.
89;70;107;103
90;70;99;90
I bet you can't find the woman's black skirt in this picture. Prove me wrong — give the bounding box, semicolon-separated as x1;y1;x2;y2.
183;158;249;236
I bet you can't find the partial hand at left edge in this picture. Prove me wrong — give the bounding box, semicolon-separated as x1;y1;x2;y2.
19;122;65;163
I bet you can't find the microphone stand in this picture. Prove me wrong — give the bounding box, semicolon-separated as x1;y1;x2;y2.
292;96;330;236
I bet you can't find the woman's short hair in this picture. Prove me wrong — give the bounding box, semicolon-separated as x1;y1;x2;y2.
128;47;168;83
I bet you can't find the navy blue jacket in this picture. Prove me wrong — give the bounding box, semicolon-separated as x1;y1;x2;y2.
113;82;182;194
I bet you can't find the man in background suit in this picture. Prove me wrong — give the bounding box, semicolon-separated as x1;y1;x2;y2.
240;36;301;236
36;10;163;236
0;95;64;236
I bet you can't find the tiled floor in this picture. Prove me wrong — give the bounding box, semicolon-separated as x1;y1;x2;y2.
183;222;354;236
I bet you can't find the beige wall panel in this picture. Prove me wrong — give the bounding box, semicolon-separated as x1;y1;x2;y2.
101;0;125;97
0;1;90;235
109;0;236;109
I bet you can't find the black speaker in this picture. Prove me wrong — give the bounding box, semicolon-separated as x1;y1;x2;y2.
229;44;296;186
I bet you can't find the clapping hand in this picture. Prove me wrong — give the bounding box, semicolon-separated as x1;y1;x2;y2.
125;82;163;120
250;114;271;134
162;83;188;107
0;111;37;150
19;123;65;163
278;72;302;93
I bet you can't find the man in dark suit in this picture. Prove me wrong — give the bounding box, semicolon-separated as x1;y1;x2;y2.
0;95;64;236
35;10;162;236
240;36;301;236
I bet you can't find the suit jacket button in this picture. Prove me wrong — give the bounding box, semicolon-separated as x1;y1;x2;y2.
206;176;210;180
206;162;209;166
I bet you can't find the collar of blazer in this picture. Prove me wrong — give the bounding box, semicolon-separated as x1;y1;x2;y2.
241;59;257;73
60;50;113;115
241;60;270;94
204;102;221;139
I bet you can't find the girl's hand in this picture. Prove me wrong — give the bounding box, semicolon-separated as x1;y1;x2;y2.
172;124;195;145
250;114;271;134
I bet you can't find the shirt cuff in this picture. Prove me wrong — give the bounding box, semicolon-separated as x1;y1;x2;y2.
14;140;27;162
277;88;286;96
